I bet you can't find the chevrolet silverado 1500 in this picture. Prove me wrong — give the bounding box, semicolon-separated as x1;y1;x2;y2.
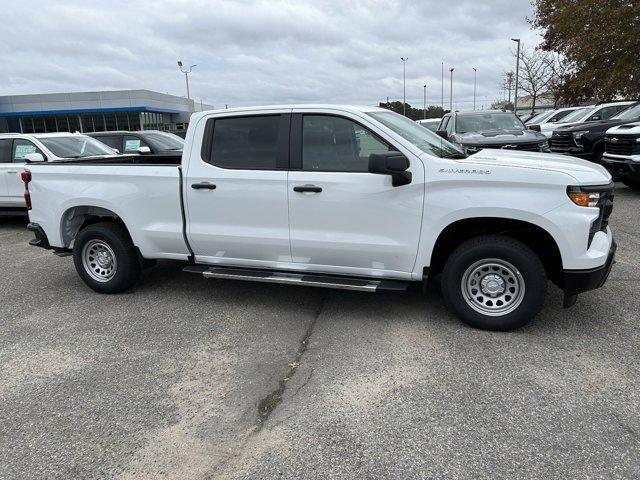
23;105;616;331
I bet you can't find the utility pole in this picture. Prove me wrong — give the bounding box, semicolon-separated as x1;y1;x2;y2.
401;57;408;116
177;60;197;100
449;68;454;111
511;38;521;113
423;84;427;119
473;67;477;110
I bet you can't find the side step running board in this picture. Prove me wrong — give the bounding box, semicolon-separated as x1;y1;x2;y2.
183;265;409;293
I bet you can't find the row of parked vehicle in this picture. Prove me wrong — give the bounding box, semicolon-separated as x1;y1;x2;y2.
0;130;184;214
415;100;640;190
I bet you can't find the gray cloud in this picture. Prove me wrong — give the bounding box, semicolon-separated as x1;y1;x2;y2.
0;0;541;109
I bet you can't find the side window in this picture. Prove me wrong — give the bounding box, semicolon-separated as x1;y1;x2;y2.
123;136;148;153
0;139;12;163
302;115;391;172
12;139;43;162
209;115;280;169
439;116;449;131
96;136;122;150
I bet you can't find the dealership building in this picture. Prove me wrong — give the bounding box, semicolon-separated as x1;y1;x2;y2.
0;89;212;134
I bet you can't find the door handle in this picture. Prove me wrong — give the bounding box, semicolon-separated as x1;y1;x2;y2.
7;170;18;174
293;185;322;193
191;182;216;190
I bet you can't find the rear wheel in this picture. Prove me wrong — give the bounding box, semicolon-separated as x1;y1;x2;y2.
73;222;141;293
441;235;547;331
623;180;640;190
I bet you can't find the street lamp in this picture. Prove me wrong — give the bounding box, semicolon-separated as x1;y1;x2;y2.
400;57;408;116
473;67;477;110
177;60;197;100
423;84;427;119
511;38;521;113
449;68;454;111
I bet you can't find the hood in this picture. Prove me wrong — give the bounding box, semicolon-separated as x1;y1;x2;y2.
454;129;546;145
456;148;611;184
606;122;640;135
555;118;627;133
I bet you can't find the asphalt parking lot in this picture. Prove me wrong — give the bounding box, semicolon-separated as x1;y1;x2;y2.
1;184;639;480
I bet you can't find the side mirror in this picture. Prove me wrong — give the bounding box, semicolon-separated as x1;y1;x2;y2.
368;151;412;187
528;124;541;132
137;146;152;154
24;153;45;162
436;130;448;139
113;148;120;154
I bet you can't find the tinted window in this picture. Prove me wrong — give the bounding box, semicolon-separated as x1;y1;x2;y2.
94;135;122;150
123;136;149;153
12;139;43;161
39;136;114;158
455;113;525;133
0;139;12;163
302;115;391;172
210;115;280;169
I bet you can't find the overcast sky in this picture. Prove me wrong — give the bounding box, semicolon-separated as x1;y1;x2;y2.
0;0;541;109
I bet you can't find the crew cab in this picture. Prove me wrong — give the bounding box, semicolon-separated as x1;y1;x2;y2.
23;105;616;331
549;102;639;161
436;110;550;155
602;122;640;190
0;132;117;215
87;130;184;155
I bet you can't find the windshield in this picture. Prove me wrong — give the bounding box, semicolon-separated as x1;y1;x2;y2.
40;135;116;158
527;110;556;125
367;110;464;158
612;104;640;120
144;132;184;151
455;113;525;133
561;107;594;123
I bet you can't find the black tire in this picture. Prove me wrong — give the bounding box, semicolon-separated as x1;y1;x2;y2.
623;180;640;190
441;235;547;331
72;222;141;294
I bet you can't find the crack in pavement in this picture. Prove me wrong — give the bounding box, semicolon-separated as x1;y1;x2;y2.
256;291;328;429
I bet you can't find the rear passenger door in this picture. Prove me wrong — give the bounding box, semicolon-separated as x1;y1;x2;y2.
0;139;12;206
185;111;292;266
1;139;45;206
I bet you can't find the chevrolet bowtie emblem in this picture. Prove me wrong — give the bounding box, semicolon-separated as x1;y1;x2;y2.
611;137;619;144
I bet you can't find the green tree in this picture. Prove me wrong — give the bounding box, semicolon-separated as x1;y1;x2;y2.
531;0;640;102
378;101;445;120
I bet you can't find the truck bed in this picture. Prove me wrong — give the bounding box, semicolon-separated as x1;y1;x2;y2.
27;154;182;166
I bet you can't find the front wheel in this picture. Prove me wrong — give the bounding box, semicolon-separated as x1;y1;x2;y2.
441;235;547;331
73;222;141;293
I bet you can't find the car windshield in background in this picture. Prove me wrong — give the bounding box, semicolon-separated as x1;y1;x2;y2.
39;136;115;158
456;113;525;133
144;132;184;151
367;110;464;158
612;104;640;120
561;107;593;123
527;110;556;125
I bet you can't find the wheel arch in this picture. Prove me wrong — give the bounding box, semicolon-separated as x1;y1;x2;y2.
428;217;564;285
60;205;133;249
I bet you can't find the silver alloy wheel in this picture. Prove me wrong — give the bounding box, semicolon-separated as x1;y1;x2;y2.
82;239;117;283
461;258;525;317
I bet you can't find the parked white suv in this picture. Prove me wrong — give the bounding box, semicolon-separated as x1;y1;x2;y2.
541;102;635;137
0;133;117;213
23;105;616;331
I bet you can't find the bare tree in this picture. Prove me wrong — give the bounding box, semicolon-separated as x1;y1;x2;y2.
545;53;571;108
514;47;555;113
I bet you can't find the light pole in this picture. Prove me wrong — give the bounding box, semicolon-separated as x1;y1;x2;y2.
511;38;521;113
177;60;197;100
423;84;427;119
441;60;444;110
473;67;477;110
401;57;408;116
449;68;454;111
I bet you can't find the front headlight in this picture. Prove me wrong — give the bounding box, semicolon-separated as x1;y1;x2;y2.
567;186;600;207
540;140;550;152
572;130;589;145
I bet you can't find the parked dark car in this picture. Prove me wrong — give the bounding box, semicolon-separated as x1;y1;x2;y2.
549;102;640;163
88;130;184;155
436;110;550;154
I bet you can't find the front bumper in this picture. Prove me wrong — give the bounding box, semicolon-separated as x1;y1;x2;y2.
561;239;616;306
602;155;640;181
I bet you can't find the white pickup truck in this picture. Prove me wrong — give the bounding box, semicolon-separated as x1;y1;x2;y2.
23;105;616;331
